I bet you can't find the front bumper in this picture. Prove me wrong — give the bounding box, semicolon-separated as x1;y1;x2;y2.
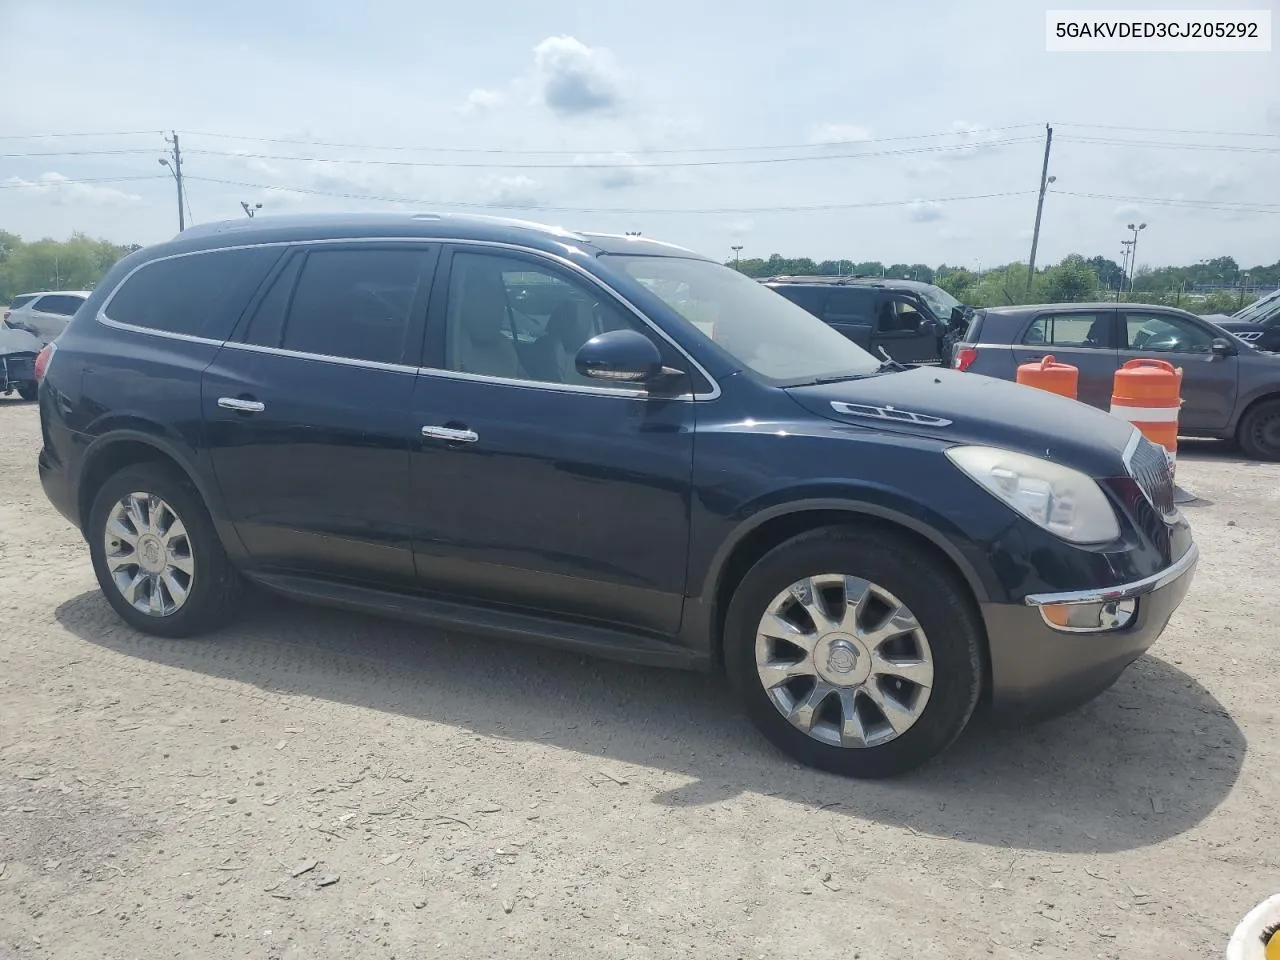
981;543;1198;721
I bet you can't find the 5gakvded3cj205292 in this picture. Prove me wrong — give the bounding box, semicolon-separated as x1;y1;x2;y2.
35;212;1197;778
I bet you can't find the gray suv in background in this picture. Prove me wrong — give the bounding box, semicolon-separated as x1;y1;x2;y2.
951;302;1280;461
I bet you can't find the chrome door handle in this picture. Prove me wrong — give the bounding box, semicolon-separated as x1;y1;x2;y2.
421;425;478;443
218;397;265;413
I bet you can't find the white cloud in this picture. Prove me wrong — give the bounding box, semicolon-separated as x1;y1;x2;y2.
483;174;541;208
3;172;141;206
939;120;1005;162
573;151;657;190
729;218;754;238
533;36;621;116
1113;203;1146;222
458;87;505;116
906;199;945;222
809;123;872;145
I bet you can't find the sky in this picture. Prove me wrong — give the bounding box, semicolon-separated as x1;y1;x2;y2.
1;0;1278;271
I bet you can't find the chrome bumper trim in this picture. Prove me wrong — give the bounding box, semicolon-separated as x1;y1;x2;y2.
1024;542;1199;607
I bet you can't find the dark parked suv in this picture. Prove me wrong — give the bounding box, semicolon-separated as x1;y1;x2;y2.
952;302;1280;460
37;213;1197;777
760;276;971;364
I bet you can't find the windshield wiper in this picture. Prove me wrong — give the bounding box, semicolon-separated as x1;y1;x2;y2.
875;346;908;372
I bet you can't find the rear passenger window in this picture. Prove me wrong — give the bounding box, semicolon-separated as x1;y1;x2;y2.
278;248;433;365
823;289;876;323
240;254;303;348
1022;313;1108;348
35;294;85;316
105;248;280;339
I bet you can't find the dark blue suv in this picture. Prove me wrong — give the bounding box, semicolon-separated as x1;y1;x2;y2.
36;212;1198;777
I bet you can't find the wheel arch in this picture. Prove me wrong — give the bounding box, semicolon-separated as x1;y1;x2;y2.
703;499;991;677
1233;390;1280;437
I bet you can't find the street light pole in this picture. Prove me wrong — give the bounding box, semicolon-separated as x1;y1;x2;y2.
241;201;263;218
1126;223;1147;297
730;245;743;268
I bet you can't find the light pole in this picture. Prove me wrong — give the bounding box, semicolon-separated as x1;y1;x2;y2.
241;201;263;218
1118;242;1133;301
730;245;743;268
1126;222;1147;296
159;131;185;232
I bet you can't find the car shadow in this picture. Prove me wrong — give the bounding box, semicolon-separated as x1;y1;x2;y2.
55;589;1244;855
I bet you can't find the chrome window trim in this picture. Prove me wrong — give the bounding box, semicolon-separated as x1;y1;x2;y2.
94;236;721;401
1024;541;1198;607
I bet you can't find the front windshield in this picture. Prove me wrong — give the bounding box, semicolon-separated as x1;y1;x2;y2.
1232;289;1280;323
606;254;881;383
908;282;963;321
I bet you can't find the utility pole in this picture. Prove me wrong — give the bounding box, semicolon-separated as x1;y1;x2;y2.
1126;223;1147;297
1118;242;1132;300
159;132;186;232
1024;123;1054;297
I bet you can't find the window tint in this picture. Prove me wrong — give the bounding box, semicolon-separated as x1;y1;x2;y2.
1022;313;1109;348
823;289;876;323
443;250;642;385
240;254;303;347
1124;312;1214;355
8;294;38;310
279;248;432;364
33;294;85;316
773;286;826;314
877;296;926;333
106;248;279;338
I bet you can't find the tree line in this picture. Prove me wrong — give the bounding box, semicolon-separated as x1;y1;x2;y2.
729;252;1278;315
0;231;141;305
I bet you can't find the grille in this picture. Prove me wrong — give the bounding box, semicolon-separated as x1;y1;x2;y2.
1126;434;1177;520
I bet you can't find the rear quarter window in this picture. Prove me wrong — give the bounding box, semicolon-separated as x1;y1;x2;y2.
8;295;38;310
103;246;282;340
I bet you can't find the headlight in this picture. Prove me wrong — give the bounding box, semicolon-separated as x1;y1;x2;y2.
946;445;1120;544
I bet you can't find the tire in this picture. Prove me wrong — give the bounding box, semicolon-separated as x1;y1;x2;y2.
1237;398;1280;462
87;462;244;637
16;382;38;402
723;525;982;778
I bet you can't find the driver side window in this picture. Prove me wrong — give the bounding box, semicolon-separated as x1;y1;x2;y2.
1124;312;1214;355
877;297;925;334
442;251;643;386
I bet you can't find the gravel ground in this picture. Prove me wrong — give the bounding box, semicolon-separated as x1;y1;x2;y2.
1;394;1277;960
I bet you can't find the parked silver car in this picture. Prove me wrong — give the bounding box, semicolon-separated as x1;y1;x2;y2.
4;291;90;344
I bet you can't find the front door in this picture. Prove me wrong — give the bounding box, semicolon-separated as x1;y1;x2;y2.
203;242;438;583
1008;308;1120;409
409;246;696;634
1119;309;1239;432
820;287;878;350
871;293;941;364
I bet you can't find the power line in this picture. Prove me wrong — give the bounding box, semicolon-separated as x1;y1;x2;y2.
1055;190;1280;214
180;123;1043;156
0;148;167;158
1057;136;1280;155
183;175;1037;214
0;130;164;141
0;174;169;189
1057;121;1280;139
184;137;1040;170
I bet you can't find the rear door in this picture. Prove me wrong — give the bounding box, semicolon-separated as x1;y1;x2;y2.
1118;309;1238;431
819;287;878;348
1009;308;1120;409
203;242;438;584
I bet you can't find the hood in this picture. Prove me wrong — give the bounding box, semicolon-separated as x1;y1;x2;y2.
786;367;1137;477
0;322;43;355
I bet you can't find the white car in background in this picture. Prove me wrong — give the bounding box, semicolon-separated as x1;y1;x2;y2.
4;290;90;344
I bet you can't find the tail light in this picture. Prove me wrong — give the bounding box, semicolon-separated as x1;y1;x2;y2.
953;346;977;372
34;342;56;382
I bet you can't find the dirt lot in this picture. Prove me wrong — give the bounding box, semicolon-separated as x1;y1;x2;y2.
1;395;1277;960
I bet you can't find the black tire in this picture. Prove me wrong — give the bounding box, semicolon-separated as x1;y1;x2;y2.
1237;398;1280;462
723;525;983;778
16;382;38;401
87;462;244;637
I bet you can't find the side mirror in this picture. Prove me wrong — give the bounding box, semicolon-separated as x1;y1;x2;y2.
918;318;939;338
1211;337;1236;359
574;329;664;383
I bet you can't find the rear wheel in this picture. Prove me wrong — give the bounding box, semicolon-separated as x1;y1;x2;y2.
724;525;982;778
16;382;38;401
1238;399;1280;462
88;462;243;637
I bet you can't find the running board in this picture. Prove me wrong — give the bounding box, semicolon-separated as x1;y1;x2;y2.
247;571;706;670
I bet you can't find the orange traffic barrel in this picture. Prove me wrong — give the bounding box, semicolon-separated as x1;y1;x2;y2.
1110;358;1183;463
1016;355;1078;400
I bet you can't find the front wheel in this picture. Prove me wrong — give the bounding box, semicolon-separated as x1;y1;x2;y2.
1238;399;1280;462
88;462;244;637
723;525;983;778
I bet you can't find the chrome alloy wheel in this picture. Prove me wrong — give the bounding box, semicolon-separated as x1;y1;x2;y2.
102;492;195;617
754;574;935;748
